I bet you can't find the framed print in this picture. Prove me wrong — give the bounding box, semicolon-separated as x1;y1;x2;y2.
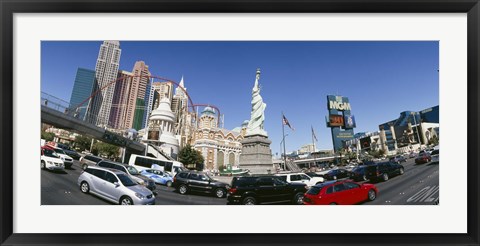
1;0;479;245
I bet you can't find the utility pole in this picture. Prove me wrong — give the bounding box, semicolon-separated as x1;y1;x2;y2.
282;113;287;171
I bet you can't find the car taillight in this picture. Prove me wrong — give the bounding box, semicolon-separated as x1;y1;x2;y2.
228;188;237;194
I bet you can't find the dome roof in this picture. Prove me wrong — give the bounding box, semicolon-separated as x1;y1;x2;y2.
201;106;216;116
150;97;175;121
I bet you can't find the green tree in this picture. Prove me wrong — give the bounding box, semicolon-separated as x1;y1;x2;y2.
92;141;119;159
41;131;55;141
74;135;93;151
178;144;205;169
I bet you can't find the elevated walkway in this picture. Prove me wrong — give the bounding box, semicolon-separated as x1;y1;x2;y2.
41;105;145;153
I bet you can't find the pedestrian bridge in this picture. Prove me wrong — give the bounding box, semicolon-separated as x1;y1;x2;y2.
41;105;145;153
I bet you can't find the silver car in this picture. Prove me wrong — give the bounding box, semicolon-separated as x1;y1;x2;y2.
77;166;155;205
96;160;156;191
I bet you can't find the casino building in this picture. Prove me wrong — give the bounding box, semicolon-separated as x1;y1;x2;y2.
191;107;247;170
378;105;439;153
345;105;439;155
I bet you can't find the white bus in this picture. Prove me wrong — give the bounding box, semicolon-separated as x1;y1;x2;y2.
128;154;185;177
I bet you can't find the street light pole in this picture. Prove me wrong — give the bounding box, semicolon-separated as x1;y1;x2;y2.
411;112;422;147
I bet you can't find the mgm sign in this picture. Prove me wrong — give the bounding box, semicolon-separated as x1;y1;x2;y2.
326;95;356;151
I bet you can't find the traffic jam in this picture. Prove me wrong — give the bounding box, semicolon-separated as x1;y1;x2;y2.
41;142;439;206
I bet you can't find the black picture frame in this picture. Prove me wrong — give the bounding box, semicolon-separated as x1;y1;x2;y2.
1;0;479;245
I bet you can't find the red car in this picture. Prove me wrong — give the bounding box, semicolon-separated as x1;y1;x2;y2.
303;180;378;205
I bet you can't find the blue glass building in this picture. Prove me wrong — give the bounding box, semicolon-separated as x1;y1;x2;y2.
378;105;439;150
69;68;96;121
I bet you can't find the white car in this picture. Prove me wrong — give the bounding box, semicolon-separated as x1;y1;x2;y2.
51;147;74;169
275;173;324;187
41;146;64;171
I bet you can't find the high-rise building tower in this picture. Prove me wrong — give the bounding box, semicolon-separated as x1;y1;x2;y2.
125;61;150;130
69;68;96;121
171;76;192;147
109;70;133;129
86;41;121;127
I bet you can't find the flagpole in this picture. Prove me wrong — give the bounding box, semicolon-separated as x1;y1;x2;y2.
282;112;287;171
312;126;317;170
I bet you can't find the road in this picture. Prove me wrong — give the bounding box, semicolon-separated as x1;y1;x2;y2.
41;158;438;205
41;160;226;205
365;158;439;205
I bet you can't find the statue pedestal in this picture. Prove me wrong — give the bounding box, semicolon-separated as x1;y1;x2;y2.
239;134;274;174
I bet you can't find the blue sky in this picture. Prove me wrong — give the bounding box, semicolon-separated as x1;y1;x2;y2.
41;41;439;156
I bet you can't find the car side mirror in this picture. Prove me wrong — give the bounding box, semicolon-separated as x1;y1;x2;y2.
114;182;120;187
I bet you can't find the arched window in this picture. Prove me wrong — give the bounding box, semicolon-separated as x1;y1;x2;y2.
217;151;224;169
229;152;235;165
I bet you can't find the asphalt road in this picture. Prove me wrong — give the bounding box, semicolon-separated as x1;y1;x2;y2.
41;158;439;205
41;160;226;205
364;158;439;205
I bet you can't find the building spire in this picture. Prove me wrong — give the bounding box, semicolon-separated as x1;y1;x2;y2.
179;75;184;88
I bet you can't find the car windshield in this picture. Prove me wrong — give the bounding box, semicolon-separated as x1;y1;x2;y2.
54;148;66;155
307;186;322;195
117;173;137;186
127;166;139;175
205;174;214;180
43;148;59;158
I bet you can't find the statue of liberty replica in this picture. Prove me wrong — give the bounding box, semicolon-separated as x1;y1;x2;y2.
239;68;274;174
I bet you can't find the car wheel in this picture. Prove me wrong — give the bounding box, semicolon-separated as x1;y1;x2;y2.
214;188;226;198
120;196;133;205
82;164;88;170
383;173;389;181
242;196;256;205
166;181;173;187
368;189;377;201
41;161;46;170
293;192;304;205
178;184;188;195
80;181;90;193
399;168;404;175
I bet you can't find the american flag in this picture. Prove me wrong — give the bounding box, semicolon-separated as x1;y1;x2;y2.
282;114;294;131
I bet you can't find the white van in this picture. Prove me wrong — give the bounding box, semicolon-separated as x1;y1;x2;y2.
128;154;185;177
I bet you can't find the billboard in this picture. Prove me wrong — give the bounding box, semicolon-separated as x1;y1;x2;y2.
344;115;356;128
329;114;344;127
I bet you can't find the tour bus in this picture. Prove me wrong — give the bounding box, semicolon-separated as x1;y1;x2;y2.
128;154;185;177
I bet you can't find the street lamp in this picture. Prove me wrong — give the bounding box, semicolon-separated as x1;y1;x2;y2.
411;112;422;147
280;134;289;170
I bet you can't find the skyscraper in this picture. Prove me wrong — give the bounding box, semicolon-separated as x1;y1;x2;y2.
86;41;121;127
109;70;133;129
69;68;96;121
171;76;192;147
125;61;150;130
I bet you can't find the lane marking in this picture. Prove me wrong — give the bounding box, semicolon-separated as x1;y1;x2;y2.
406;185;439;203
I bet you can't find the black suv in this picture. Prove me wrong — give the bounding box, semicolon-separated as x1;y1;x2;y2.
227;175;307;205
365;161;404;182
173;171;229;198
